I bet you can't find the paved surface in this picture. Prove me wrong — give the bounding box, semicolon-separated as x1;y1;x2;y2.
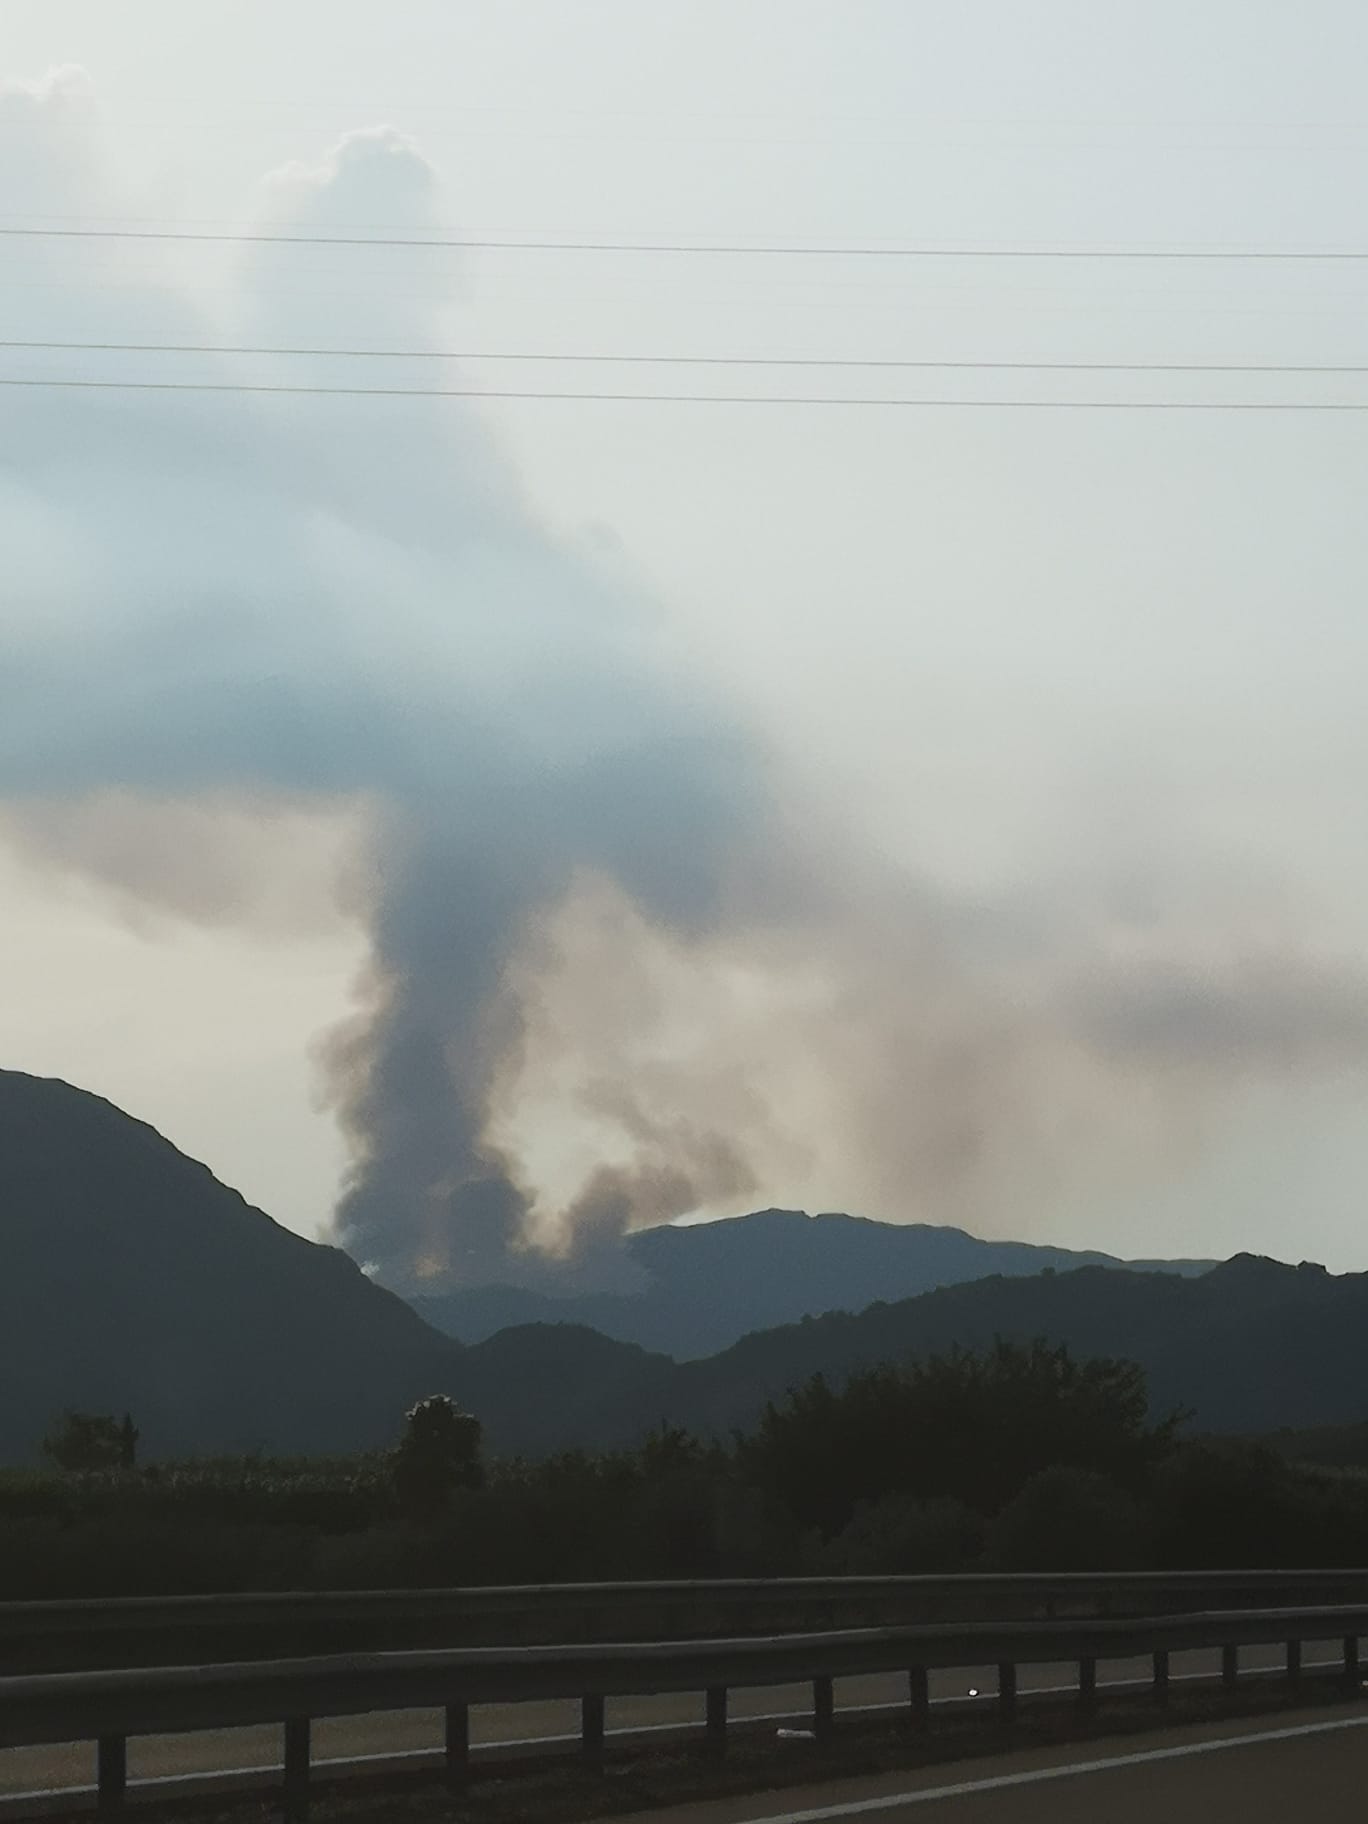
0;1643;1331;1797
615;1703;1368;1822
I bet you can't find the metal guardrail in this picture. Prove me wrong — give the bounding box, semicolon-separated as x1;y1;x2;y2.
5;1569;1368;1671
2;1602;1366;1819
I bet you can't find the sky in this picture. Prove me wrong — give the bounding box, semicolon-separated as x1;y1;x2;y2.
3;1;1368;1275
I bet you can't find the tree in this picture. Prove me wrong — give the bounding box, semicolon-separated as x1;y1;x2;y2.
736;1340;1178;1536
391;1397;483;1515
41;1411;134;1473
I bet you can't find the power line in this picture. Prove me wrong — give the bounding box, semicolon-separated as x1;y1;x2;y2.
2;375;1366;408
4;224;1368;260
3;338;1368;375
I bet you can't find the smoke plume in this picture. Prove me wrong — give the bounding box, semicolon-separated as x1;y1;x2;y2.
0;76;782;1286
5;71;1368;1285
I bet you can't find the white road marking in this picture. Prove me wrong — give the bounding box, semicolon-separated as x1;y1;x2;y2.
741;1709;1368;1822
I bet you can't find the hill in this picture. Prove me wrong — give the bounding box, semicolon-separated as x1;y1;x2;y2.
444;1254;1368;1452
6;1070;1363;1464
412;1253;1368;1452
0;1070;467;1460
661;1253;1368;1441
438;1253;1368;1453
411;1207;1212;1357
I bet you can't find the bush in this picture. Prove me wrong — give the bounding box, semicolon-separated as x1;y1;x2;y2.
825;1493;986;1574
1149;1442;1368;1568
0;1515;316;1599
988;1466;1147;1570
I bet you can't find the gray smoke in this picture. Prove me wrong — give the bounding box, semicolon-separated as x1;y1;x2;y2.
0;77;770;1286
6;72;1368;1284
320;726;764;1284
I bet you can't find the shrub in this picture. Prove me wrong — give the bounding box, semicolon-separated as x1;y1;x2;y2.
826;1493;986;1574
988;1466;1147;1570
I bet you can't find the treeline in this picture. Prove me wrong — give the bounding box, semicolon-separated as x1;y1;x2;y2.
6;1341;1367;1599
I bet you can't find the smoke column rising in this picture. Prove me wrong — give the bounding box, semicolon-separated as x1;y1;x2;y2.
0;75;772;1285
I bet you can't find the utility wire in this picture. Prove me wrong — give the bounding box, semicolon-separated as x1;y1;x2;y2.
3;338;1368;374
4;224;1368;259
2;375;1366;408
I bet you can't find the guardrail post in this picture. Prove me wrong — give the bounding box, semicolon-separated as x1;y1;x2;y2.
96;1736;126;1812
908;1665;930;1730
706;1685;728;1757
1153;1649;1170;1705
997;1661;1017;1722
582;1693;605;1766
282;1718;310;1822
444;1702;469;1785
1287;1639;1302;1684
1078;1655;1097;1712
1344;1636;1360;1682
1222;1644;1239;1690
813;1674;835;1741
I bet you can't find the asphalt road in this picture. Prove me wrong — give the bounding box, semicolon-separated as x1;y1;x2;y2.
0;1642;1339;1800
615;1704;1368;1823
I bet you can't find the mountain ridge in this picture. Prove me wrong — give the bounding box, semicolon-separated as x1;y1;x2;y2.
0;1068;465;1461
443;1251;1368;1451
6;1069;1359;1466
410;1206;1214;1358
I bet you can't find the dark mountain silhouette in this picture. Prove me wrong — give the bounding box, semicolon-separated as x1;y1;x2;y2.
444;1254;1368;1453
652;1253;1368;1443
0;1069;466;1461
411;1207;1212;1358
450;1322;678;1459
423;1253;1368;1453
7;1070;1363;1465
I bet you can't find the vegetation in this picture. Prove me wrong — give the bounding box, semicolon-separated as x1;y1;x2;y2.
736;1340;1176;1533
5;1341;1366;1600
391;1396;484;1514
41;1410;138;1473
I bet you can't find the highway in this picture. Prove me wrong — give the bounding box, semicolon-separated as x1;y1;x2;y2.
0;1642;1343;1804
616;1704;1368;1821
